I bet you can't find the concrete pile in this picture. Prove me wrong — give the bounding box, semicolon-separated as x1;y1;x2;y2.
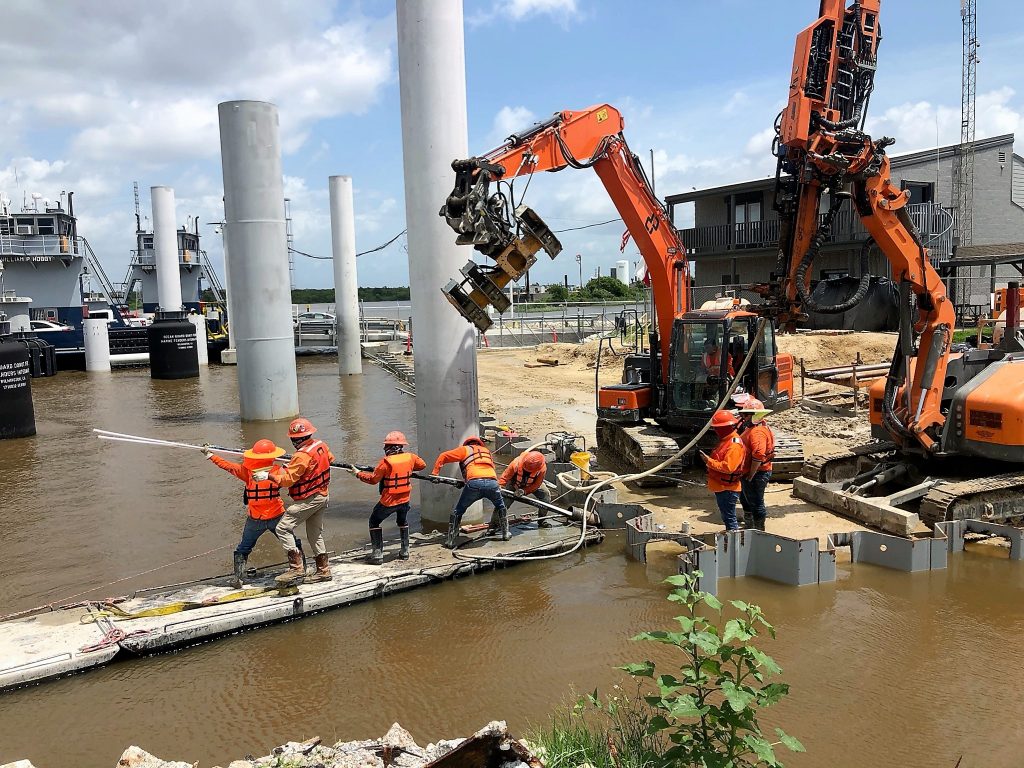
1;721;541;768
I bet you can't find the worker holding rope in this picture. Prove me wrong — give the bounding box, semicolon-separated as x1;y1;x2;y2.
354;431;426;564
433;436;508;549
699;410;747;532
498;451;553;529
204;439;288;589
272;418;336;585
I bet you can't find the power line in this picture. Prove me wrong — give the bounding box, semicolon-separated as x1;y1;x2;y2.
288;229;408;261
551;217;622;233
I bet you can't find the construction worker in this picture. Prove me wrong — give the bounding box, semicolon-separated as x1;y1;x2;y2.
701;338;735;379
736;396;774;532
354;431;426;564
204;439;287;589
432;436;508;549
498;450;553;529
272;418;335;585
698;410;747;532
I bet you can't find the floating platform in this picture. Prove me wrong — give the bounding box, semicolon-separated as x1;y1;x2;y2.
0;524;602;692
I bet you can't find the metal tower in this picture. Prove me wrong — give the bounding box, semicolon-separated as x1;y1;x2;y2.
953;0;978;247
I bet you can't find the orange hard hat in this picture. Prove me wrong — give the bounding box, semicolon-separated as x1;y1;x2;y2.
288;417;317;437
463;436;486;447
522;451;546;472
710;410;740;429
383;430;408;446
244;439;286;460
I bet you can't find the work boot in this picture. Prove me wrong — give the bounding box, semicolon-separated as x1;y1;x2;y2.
499;508;511;541
306;553;333;583
754;518;767;532
398;526;411;560
275;549;306;584
486;510;500;536
231;553;246;590
367;528;384;565
444;516;460;550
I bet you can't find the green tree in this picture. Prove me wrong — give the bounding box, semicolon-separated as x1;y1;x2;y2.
578;275;645;301
546;283;570;302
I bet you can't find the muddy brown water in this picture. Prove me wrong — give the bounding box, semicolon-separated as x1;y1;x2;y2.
2;358;1024;767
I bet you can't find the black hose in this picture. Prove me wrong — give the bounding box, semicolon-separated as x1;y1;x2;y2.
795;199;872;314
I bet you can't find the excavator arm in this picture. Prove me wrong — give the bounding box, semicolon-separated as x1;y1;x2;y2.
439;105;687;384
763;0;954;453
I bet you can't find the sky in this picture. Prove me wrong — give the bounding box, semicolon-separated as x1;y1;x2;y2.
1;0;1022;291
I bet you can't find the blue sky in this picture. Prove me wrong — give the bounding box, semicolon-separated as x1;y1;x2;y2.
1;0;1022;290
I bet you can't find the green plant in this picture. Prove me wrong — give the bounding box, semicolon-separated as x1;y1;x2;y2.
622;573;804;767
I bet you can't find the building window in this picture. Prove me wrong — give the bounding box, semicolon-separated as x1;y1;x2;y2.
721;273;740;285
900;181;934;205
36;217;55;235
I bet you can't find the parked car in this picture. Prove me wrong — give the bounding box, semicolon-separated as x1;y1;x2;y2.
294;312;336;333
30;319;74;332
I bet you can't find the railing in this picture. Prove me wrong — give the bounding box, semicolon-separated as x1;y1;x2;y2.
0;233;82;258
679;203;956;262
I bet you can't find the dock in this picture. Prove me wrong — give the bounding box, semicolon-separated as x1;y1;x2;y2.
0;524;603;692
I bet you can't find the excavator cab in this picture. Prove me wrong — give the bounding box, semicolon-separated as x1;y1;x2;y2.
663;312;791;430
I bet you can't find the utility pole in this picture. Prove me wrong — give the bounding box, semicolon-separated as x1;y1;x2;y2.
576;253;583;289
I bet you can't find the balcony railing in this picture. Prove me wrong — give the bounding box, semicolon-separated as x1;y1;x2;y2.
0;233;83;259
679;202;955;264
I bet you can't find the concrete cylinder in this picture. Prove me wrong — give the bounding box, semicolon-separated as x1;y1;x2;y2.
330;176;362;375
397;0;479;525
217;100;299;421
151;187;183;312
83;318;111;372
188;313;209;366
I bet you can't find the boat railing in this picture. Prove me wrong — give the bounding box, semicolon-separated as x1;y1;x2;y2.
0;233;83;258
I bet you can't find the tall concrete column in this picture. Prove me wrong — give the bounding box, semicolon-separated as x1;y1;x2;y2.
330;176;362;375
151;186;183;311
217;100;299;421
397;0;479;525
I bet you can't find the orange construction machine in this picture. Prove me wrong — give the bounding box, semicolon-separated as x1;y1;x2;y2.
439;106;803;478
767;0;1024;526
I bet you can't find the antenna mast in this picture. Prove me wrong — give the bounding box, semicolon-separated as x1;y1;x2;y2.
953;0;978;248
133;181;141;231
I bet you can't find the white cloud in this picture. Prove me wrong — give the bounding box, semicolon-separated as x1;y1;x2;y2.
489;106;539;145
506;0;578;20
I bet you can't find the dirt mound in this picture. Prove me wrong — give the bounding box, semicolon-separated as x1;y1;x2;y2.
533;341;623;368
778;331;895;370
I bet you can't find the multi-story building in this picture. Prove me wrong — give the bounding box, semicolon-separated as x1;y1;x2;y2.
666;133;1024;313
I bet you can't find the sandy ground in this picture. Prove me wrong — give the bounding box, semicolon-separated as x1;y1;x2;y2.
475;331;899;542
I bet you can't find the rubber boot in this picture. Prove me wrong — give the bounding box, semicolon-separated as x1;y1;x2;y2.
275;549;306;584
398;526;411;560
754;518;767;532
306;553;333;582
444;516;460;550
367;528;384;564
231;553;246;590
499;507;511;541
486;510;500;536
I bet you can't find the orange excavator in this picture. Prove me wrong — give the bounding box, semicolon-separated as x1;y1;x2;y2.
767;0;1024;526
438;106;804;478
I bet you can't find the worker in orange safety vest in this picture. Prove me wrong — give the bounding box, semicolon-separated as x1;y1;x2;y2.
354;430;426;564
432;436;508;549
498;450;553;528
204;439;287;588
698;410;747;532
734;395;775;532
702;338;735;379
272;417;336;585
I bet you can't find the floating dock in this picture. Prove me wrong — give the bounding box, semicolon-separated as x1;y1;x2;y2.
0;524;602;692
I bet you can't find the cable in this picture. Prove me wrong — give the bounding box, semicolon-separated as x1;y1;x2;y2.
552;217;622;233
288;229;408;261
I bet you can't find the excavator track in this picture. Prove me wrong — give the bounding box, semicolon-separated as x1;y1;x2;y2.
596;419;804;483
919;472;1024;526
802;442;896;483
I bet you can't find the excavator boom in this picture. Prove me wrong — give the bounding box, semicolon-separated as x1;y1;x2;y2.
439;105;687;384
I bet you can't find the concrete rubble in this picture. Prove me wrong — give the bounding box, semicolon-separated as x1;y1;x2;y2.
1;721;540;768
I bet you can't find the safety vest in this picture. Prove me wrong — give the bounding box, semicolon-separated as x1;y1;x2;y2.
289;439;332;500
511;465;544;491
459;445;496;480
742;423;775;472
242;469;284;520
378;452;417;505
706;435;746;493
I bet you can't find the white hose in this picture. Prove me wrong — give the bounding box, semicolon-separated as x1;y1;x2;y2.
453;319;767;563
